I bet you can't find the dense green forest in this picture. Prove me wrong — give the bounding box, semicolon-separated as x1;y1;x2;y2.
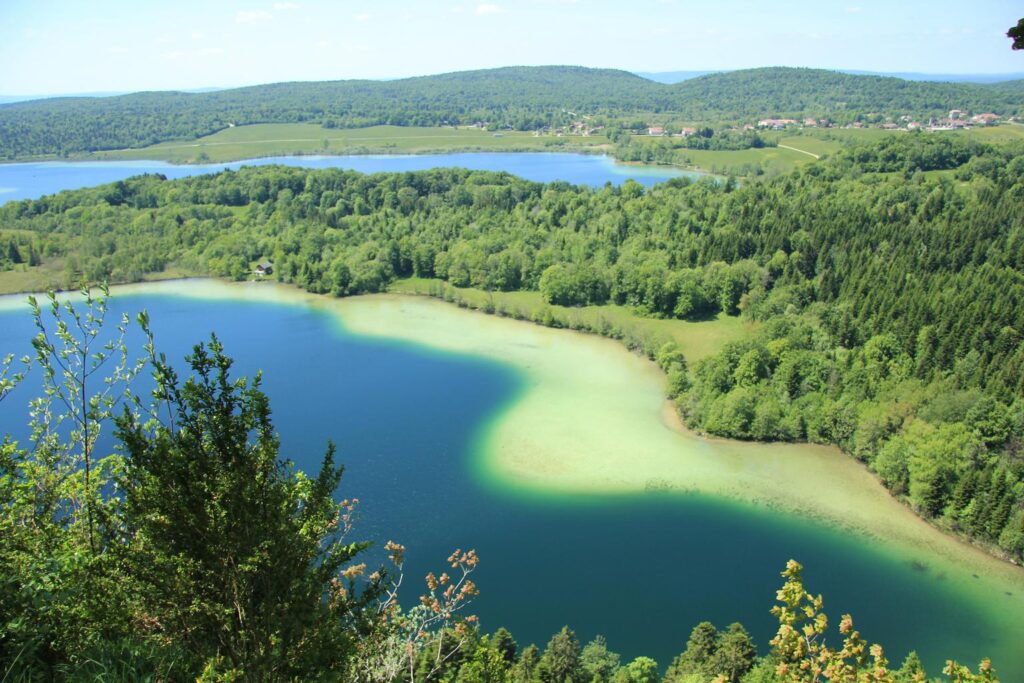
0;292;999;681
1;66;1022;159
1;134;1023;566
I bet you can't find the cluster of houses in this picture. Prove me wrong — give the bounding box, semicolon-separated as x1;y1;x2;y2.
465;106;1008;140
924;110;1002;131
532;122;606;137
735;109;1004;133
645;126;699;137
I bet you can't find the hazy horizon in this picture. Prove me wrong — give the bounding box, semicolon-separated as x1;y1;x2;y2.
1;64;1023;102
1;0;1022;97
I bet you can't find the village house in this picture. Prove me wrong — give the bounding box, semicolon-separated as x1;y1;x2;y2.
970;113;1000;125
757;118;798;129
647;126;665;136
679;127;698;137
254;260;273;277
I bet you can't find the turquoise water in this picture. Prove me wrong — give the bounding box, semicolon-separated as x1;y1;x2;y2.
0;153;694;205
0;292;1020;678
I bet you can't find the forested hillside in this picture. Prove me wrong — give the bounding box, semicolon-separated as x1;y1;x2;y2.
1;65;1022;159
1;134;1023;563
675;68;1024;120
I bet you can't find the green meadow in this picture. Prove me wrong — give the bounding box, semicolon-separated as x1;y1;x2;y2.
79;122;853;175
673;144;818;175
88;124;611;164
53;121;1024;179
0;260;202;296
388;277;755;362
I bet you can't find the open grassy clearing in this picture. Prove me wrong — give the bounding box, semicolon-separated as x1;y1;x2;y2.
87;122;812;176
681;145;819;176
785;124;1024;149
0;263;202;297
953;122;1024;143
88;124;611;164
775;135;845;157
388;277;754;362
40;122;1024;179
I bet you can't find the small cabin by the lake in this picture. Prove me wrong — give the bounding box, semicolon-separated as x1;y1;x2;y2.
254;260;273;276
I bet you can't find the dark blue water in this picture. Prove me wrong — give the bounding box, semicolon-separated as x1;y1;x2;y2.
0;293;1019;678
0;153;692;205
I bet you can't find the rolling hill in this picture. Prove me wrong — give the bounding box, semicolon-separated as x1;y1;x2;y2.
1;65;1021;159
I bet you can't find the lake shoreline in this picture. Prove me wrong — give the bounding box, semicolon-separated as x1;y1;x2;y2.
0;144;611;167
0;147;725;180
4;276;1024;676
2;274;1023;577
361;281;1024;580
0;151;698;208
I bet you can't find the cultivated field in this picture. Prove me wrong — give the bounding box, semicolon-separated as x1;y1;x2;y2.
90;124;610;164
77;121;1024;176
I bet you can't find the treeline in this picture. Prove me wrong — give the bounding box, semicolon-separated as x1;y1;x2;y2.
0;295;998;681
833;134;988;173
612;129;775;168
677;68;1024;122
1;65;1021;158
1;136;1023;559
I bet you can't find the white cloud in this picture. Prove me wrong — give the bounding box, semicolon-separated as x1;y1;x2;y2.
355;11;371;21
236;9;272;24
475;3;504;15
107;46;129;54
198;47;224;56
846;6;862;12
273;2;300;9
191;31;205;40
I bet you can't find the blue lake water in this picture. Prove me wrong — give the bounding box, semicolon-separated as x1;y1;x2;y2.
1;292;1020;678
0;153;694;205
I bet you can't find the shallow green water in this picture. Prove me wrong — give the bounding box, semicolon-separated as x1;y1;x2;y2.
0;285;1021;678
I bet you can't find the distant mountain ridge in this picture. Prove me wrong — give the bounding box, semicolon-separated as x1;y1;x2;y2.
0;87;225;105
1;65;1021;159
637;69;1024;85
635;71;717;84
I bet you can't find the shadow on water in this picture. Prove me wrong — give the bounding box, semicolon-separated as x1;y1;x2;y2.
0;291;1019;679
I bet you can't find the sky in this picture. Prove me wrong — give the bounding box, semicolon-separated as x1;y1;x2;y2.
0;0;1022;96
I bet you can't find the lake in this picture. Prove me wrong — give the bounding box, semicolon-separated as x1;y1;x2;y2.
1;280;1022;679
0;153;694;205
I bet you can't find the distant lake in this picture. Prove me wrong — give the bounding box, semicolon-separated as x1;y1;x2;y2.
1;282;1022;679
0;153;696;204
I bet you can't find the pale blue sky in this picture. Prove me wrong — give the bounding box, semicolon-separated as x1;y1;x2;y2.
1;0;1022;95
